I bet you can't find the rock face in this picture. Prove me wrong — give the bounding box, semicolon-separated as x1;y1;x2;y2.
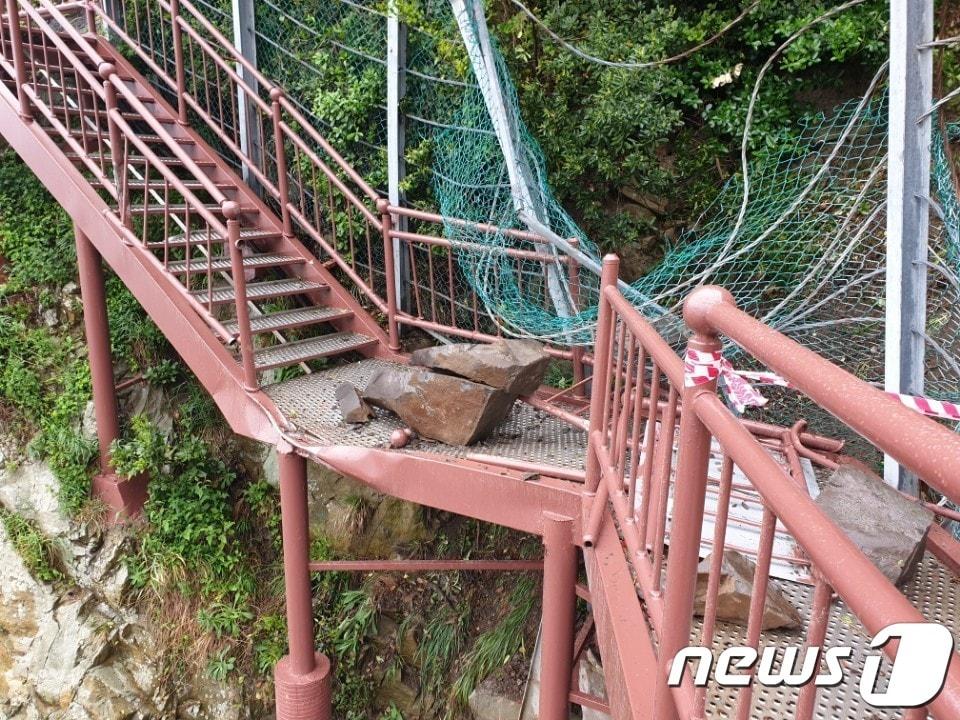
814;460;932;586
694;550;802;630
410;339;550;396
363;366;514;445
469;679;523;720
335;382;374;423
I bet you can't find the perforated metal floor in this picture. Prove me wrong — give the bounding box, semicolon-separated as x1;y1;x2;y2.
697;553;960;719
263;358;589;469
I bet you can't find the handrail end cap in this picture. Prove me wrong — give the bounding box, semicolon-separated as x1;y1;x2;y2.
683;285;735;336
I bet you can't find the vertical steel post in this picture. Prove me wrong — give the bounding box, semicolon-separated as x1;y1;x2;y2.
223;201;259;390
885;0;933;494
6;0;32;121
378;198;401;351
271;87;293;239
75;226;120;471
539;513;577;720
76;225;148;520
584;255;619;494
274;445;331;720
652;287;728;720
232;0;261;192
568;238;586;398
386;9;411;322
170;0;188;125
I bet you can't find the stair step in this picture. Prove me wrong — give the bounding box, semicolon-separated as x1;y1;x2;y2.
47;105;174;124
225;306;354;335
66;153;217;168
147;228;281;249
68;130;195;145
252;332;377;370
166;252;303;274
128;204;259;216
93;178;235;191
192;278;327;305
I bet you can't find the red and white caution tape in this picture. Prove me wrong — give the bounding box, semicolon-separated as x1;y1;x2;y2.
683;349;960;421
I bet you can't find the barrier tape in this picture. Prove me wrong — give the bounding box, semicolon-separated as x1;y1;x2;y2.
683;349;960;421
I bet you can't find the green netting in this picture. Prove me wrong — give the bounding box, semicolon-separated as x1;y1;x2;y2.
228;0;960;396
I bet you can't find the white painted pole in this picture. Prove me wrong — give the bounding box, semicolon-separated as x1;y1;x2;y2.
232;0;261;192
885;0;933;494
387;10;410;316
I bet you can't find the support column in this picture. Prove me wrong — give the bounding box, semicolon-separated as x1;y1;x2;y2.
275;445;331;720
539;513;577;720
75;225;147;521
386;9;411;321
232;0;262;193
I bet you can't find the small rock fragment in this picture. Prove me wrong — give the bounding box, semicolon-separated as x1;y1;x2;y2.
814;460;933;586
694;549;802;630
410;339;550;395
335;382;374;423
363;366;514;445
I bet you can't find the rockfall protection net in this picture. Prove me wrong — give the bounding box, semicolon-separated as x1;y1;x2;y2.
207;0;960;399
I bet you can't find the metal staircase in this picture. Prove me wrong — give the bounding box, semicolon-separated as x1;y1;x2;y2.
4;2;960;720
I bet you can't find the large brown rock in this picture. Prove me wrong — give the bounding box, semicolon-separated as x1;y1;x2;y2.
814;460;933;586
694;550;802;630
409;339;550;395
335;382;374;423
362;366;514;446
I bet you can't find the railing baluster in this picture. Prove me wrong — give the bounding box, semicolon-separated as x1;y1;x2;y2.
223;201;258;390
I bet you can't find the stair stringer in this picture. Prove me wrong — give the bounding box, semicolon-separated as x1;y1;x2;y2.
98;41;401;360
0;82;286;445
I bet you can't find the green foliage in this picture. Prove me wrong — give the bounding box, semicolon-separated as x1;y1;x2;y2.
451;575;537;706
0;508;66;584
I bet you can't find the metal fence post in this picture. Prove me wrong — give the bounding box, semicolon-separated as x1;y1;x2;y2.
270;87;293;239
386;8;411;320
539;513;577;720
224;201;259;390
652;286;729;720
885;0;933;495
232;0;262;192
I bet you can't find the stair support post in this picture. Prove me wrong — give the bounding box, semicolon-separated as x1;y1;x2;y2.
270;87;294;239
275;445;331;720
377;198;401;351
223;201;259;390
652;289;725;720
539;513;577;720
75;225;147;521
5;0;33;121
170;0;188;125
584;255;619;496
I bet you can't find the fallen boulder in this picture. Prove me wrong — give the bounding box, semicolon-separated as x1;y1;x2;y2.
362;366;514;446
335;382;374;424
694;550;802;630
409;339;550;396
814;460;932;586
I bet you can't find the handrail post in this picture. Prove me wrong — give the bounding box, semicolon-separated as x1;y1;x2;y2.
270;88;293;239
378;198;401;351
652;286;731;720
584;255;619;494
84;0;96;34
170;0;188;125
6;0;32;121
224;201;259;390
99;62;129;225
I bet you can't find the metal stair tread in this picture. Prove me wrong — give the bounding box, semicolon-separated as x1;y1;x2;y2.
147;228;281;248
252;332;376;370
224;306;353;334
129;204;260;215
66;152;217;167
166;252;303;273
191;278;327;304
68;130;196;144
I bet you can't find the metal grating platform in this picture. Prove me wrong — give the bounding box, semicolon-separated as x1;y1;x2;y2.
263;358;590;469
696;552;960;719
